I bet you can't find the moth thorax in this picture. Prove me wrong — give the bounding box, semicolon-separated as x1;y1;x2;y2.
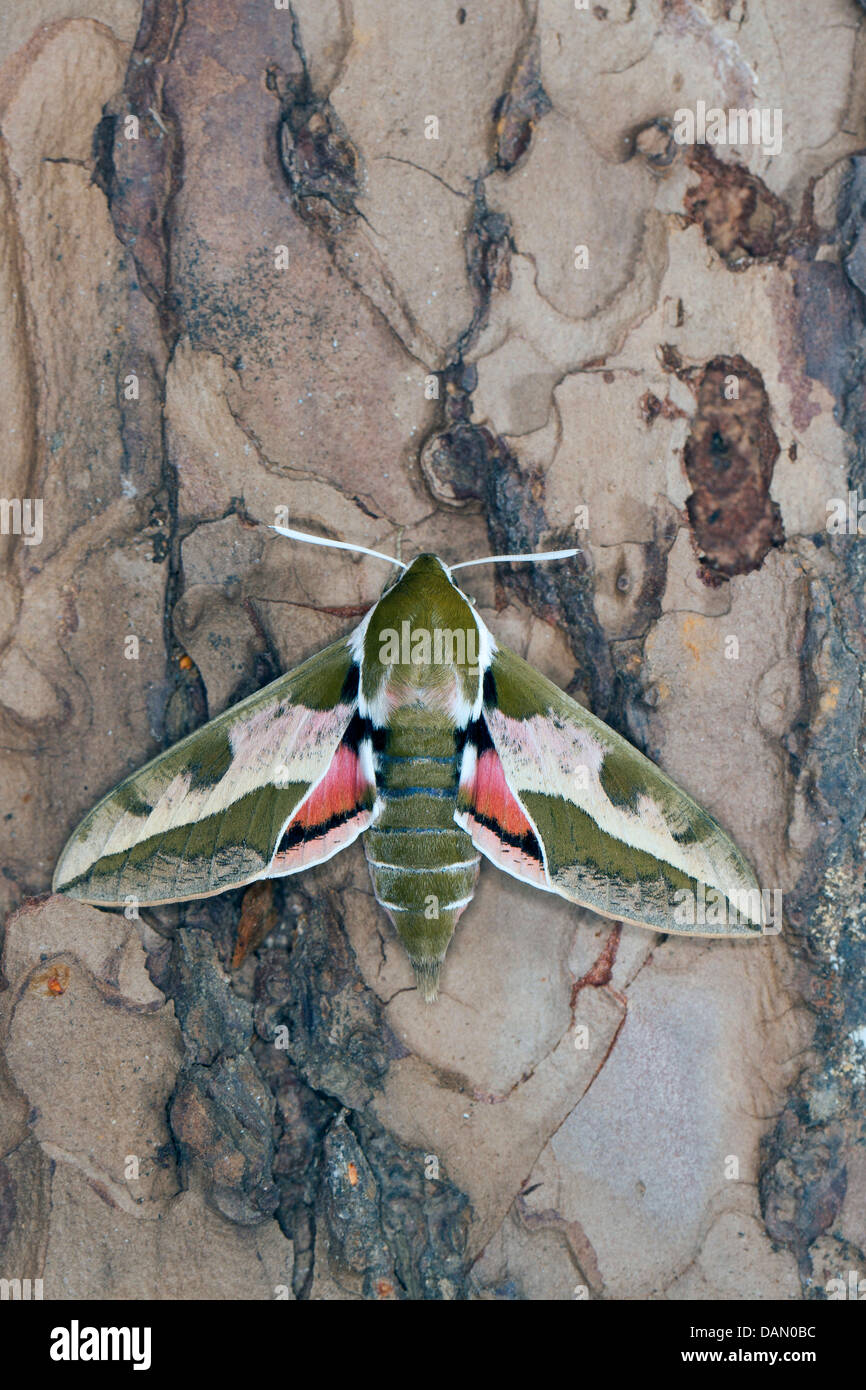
376;621;479;669
371;621;481;716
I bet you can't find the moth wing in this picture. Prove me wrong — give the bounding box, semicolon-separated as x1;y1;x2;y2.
456;643;764;935
53;637;377;907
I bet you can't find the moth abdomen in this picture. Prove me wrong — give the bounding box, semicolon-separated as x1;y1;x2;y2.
363;717;479;1000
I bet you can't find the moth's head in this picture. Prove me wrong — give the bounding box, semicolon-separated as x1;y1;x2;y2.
361;553;483;719
373;552;473;624
270;528;576;724
386;552;466;596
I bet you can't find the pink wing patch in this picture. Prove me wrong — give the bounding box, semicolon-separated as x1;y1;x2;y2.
456;743;548;888
269;741;377;875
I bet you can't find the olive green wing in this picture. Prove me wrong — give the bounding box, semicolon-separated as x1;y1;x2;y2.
457;642;765;936
53;637;375;907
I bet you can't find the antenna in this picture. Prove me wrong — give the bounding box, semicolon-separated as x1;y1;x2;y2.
270;525;407;570
270;525;578;574
450;547;579;571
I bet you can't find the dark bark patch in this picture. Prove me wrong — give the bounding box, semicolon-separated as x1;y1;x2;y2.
684;355;785;579
684;146;791;270
493;38;551;173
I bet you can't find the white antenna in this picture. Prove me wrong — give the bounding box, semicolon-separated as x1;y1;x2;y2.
271;525;577;573
271;525;407;570
450;547;579;571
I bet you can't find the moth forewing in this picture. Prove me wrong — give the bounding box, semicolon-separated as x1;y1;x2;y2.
466;644;766;938
52;635;367;906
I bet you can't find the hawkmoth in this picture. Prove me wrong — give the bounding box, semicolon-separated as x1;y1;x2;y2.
54;528;765;1001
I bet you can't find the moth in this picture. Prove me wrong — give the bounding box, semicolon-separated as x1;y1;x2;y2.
54;528;765;1001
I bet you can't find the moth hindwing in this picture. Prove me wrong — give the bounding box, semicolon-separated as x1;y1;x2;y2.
55;551;765;1002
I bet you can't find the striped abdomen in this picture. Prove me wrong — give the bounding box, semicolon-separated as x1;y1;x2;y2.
363;711;480;1001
